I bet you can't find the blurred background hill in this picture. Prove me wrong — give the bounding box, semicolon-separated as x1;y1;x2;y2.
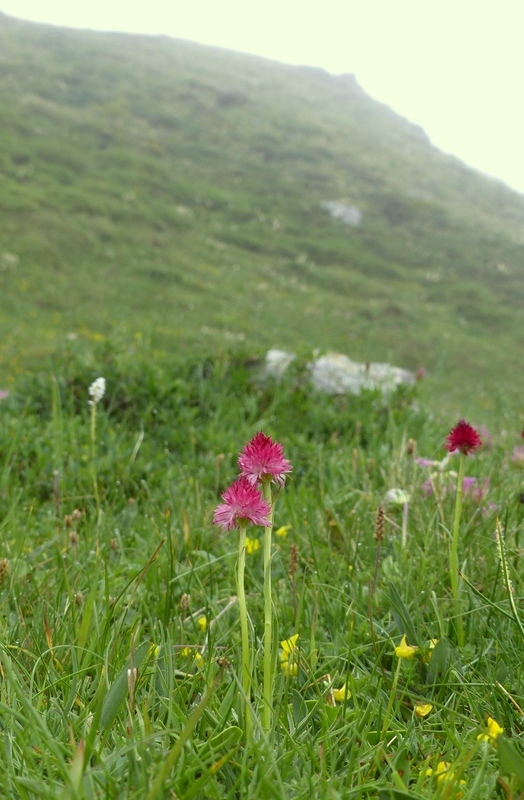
1;12;523;419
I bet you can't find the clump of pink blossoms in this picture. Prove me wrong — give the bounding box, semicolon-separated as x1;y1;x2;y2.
445;420;482;455
213;476;271;531
238;432;292;486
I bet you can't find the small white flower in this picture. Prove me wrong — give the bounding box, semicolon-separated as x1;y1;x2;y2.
88;377;106;405
384;488;410;506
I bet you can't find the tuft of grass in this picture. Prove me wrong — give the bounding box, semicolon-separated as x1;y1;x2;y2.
0;13;523;418
0;339;523;797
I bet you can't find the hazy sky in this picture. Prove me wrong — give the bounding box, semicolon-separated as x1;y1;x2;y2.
2;0;524;194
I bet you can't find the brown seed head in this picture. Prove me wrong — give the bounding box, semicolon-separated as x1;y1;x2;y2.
407;438;416;456
374;506;385;542
0;558;9;582
69;531;79;546
180;593;191;612
289;542;299;576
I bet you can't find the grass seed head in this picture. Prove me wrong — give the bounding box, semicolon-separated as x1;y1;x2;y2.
374;506;385;542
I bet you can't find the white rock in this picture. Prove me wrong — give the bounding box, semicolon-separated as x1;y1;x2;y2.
310;353;415;396
262;349;415;396
321;201;362;227
262;349;296;378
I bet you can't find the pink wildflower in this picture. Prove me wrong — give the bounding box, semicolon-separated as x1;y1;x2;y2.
213;476;271;531
462;477;476;494
472;479;489;503
478;425;494;448
511;446;524;467
415;457;438;468
0;390;8;400
463;477;489;503
445;420;482;456
420;478;435;497
238;432;292;486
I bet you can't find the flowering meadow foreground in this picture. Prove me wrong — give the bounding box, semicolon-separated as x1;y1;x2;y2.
0;347;523;799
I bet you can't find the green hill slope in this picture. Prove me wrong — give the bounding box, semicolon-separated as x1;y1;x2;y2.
1;12;523;417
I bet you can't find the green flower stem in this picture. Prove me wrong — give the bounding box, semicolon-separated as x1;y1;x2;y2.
450;452;466;647
380;656;402;741
401;502;409;549
90;401;100;512
237;524;252;737
262;481;274;734
495;519;524;640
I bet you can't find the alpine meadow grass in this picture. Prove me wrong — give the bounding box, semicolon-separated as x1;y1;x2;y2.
1;14;524;798
0;339;523;799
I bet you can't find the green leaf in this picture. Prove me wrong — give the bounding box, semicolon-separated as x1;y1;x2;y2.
498;736;524;788
426;637;453;685
291;688;308;725
182;738;242;800
197;725;242;762
378;791;425;800
99;641;152;730
388;583;418;646
76;580;97;649
367;729;406;746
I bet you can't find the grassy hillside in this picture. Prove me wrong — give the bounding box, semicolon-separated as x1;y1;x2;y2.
1;12;523;418
0;348;523;797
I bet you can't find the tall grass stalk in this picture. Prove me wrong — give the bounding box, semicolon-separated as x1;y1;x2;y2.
449;452;466;646
262;481;274;734
90;397;100;512
237;523;252;738
495;518;524;640
88;377;105;514
380;657;402;742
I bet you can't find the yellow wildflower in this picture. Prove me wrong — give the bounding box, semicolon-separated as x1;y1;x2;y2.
477;716;504;742
245;536;260;555
281;659;298;677
395;634;419;659
422;638;439;663
194;651;204;667
332;683;351;703
275;525;291;538
281;634;299;656
197;615;207;631
181;647;204;666
426;761;466;787
414;703;433;718
280;633;299;676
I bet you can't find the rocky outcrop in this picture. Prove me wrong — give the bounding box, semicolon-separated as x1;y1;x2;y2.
262;349;415;396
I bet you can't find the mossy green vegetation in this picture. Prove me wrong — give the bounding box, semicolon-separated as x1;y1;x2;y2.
0;340;523;797
0;13;523;418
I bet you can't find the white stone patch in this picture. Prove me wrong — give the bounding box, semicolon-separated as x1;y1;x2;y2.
262;349;297;378
262;350;415;396
321;201;362;227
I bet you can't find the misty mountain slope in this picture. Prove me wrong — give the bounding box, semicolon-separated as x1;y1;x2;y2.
0;12;522;415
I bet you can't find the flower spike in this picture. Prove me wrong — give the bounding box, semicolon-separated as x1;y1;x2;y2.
238;431;292;486
445;419;482;455
213;476;271;531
